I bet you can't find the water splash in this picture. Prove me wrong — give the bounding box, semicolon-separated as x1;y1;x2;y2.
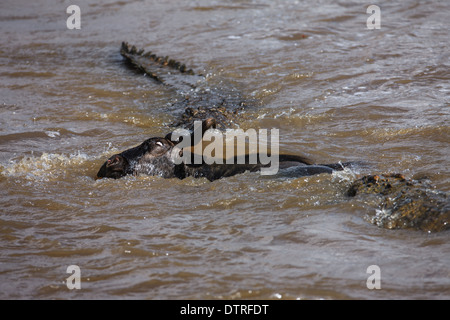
1;152;90;181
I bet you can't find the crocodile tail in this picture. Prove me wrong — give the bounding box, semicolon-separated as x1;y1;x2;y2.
120;42;200;85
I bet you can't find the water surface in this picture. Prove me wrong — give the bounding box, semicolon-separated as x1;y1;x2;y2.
0;0;449;299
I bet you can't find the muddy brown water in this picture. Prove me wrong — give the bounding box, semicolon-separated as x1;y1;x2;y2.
0;0;449;299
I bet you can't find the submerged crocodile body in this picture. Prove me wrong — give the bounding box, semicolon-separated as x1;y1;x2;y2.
347;174;449;232
121;42;246;130
98;43;449;232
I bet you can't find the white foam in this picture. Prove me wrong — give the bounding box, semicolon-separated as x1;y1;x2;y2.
331;166;358;183
1;152;91;181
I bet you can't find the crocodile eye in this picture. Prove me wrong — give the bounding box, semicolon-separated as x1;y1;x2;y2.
156;141;163;147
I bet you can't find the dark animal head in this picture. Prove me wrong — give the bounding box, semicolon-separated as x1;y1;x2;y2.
96;154;130;180
95;118;216;180
95;137;177;180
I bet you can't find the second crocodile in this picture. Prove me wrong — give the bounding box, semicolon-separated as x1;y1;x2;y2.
347;174;449;232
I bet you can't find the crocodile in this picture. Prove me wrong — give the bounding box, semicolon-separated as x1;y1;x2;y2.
120;42;247;130
347;174;449;232
97;43;449;232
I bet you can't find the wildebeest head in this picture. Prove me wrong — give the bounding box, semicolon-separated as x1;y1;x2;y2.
96;137;178;180
95;118;216;180
96;154;129;180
